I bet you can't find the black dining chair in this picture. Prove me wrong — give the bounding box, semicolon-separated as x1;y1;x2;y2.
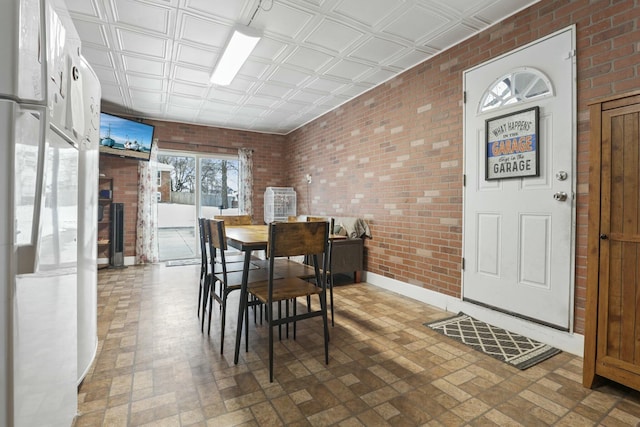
204;218;270;354
303;216;340;326
197;217;209;319
246;220;330;382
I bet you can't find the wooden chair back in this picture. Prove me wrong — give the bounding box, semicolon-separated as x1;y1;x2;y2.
307;216;335;234
214;214;252;226
267;221;328;259
207;219;227;251
198;217;209;264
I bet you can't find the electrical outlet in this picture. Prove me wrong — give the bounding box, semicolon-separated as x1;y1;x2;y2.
305;173;312;184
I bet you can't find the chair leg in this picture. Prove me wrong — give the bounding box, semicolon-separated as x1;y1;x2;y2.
268;302;274;383
207;285;214;336
201;276;210;333
320;292;329;364
278;302;282;341
293;298;297;340
245;294;250;353
329;273;335;327
220;289;228;354
197;277;203;319
285;300;290;339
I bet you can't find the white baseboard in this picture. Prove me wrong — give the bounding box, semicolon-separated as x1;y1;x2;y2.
363;271;584;357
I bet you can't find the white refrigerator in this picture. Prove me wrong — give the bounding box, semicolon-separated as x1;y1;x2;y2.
0;0;101;426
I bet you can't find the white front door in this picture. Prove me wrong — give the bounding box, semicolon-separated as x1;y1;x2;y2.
462;27;576;330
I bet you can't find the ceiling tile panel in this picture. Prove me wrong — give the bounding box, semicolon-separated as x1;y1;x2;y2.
244;96;280;107
273;99;308;113
237;60;272;81
333;0;404;27
171;82;207;98
325;59;370;80
73;20;108;47
123;55;165;76
350;37;406;64
168;95;203;108
207;89;245;104
383;6;450;43
304;19;363;54
251;38;290;62
184;0;249;21
235;105;269;117
202;100;238;113
179;13;230;48
252;2;314;39
100;83;125;103
284;46;333;72
173;65;210;85
117;28;167;57
390;50;434;69
175;44;218;67
112;0;171;33
268;67;311;87
296;0;326;7
289;89;327;103
426;23;478;50
126;75;165;91
360;68;398;85
306;77;345;93
92;66;119;84
475;0;538;22
66;0;102;18
131;101;164;114
81;47;114;68
129;89;164;103
225;75;256;92
255;82;295;98
428;0;494;14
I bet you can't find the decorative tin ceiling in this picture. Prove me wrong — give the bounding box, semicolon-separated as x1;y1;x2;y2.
66;0;539;134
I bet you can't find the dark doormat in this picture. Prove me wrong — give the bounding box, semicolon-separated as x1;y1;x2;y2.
425;312;561;370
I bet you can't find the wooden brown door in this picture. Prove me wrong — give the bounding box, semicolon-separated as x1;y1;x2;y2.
584;91;640;390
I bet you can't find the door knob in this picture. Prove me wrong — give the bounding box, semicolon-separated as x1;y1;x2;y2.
553;191;568;201
600;234;608;240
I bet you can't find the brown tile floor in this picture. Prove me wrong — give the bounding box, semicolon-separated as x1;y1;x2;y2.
74;264;640;426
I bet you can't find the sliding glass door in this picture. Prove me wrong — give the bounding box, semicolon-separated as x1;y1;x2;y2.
157;150;239;261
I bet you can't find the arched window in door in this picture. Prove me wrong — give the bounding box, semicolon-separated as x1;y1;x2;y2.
479;67;553;113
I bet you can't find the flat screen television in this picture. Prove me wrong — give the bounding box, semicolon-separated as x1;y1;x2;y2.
99;112;155;161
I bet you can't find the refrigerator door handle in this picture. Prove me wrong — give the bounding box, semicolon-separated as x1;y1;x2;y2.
15;104;48;275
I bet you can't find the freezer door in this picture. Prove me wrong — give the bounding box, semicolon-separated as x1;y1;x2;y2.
36;129;79;271
0;0;44;102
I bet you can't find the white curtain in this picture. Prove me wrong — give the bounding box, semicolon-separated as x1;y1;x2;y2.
238;148;253;218
135;141;159;264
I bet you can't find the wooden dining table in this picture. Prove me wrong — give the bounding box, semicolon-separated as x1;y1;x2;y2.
224;224;345;364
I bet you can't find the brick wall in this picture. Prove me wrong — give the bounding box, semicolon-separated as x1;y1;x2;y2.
97;0;639;334
286;0;640;334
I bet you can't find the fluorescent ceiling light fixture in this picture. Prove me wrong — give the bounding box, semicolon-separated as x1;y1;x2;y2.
210;25;262;86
